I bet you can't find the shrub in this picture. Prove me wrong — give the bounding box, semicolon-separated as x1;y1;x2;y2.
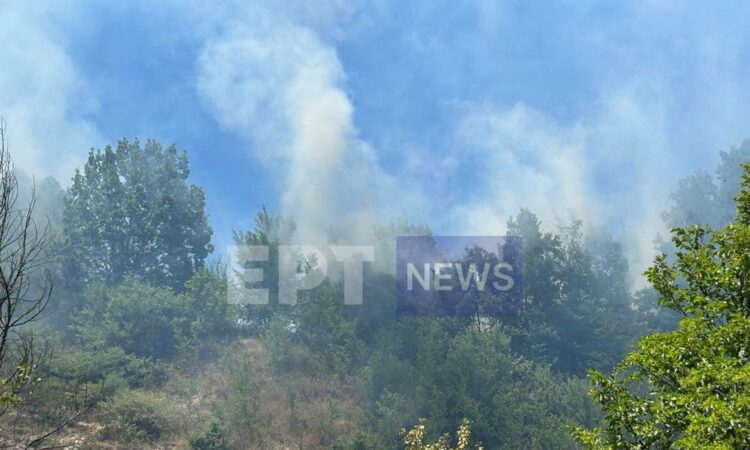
53;346;169;389
330;431;385;450
190;420;229;450
73;280;193;360
214;354;261;447
259;314;293;371
99;389;179;443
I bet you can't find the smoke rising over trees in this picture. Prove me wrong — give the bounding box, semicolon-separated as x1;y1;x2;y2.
0;127;747;448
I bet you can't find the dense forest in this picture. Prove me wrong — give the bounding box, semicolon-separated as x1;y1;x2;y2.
0;126;748;449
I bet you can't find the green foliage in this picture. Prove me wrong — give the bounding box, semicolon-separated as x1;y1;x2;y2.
260;314;293;370
51;346;169;389
573;163;750;449
16;172;64;230
190;420;229;450
183;266;233;340
22;132;736;450
214;352;261;447
0;361;33;410
72;272;232;361
62;139;212;292
371;389;415;447
99;389;179;443
368;351;415;404
367;318;591;449
402;418;482;450
506;210;642;374
330;431;385;450
73;280;193;359
296;281;364;374
233;207;296;329
429;325;589;448
663;140;750;230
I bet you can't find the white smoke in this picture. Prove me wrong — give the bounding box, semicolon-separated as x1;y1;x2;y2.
195;6;406;244
449;92;680;287
281;33;354;242
4;0;750;288
0;2;103;183
454;103;594;234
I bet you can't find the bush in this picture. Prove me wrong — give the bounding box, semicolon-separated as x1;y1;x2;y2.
184;267;233;339
23;345;168;419
214;353;261;447
55;346;169;388
296;282;363;375
99;389;179;443
73;280;193;360
259;314;293;370
330;431;385;450
190;420;229;450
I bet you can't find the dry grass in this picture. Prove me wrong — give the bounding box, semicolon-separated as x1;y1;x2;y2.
3;338;369;449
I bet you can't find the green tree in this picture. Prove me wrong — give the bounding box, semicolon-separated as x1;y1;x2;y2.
183;266;232;340
62;139;212;292
573;163;750;449
404;322;590;449
215;352;261;447
663;139;750;231
506;210;640;374
296;281;363;374
73;280;192;359
232;206;296;329
190;420;229;450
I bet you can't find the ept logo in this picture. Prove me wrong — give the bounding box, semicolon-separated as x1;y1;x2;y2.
396;236;523;317
226;245;374;305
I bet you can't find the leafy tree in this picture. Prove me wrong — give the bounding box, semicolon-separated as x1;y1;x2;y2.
62;139;212;292
349;219;431;347
259;313;293;370
296;281;363;374
573;163;750;449
183;266;232;340
404;323;590;448
663;139;750;230
17;172;64;230
506;210;640;374
45;346;168;390
370;389;416;447
716;141;750;222
371;314;590;448
662;171;722;229
233;206;296;328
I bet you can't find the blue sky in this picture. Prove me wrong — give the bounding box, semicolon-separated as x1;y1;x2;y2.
2;1;750;278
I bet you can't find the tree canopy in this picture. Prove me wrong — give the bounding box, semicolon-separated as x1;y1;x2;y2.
574;163;750;449
62;139;212;291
